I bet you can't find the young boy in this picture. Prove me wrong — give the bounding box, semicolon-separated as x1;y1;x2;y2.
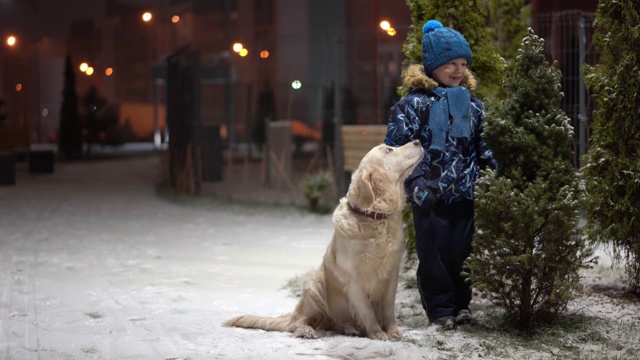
385;20;499;330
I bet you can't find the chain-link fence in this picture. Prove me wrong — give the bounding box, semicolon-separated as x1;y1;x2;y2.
536;11;598;168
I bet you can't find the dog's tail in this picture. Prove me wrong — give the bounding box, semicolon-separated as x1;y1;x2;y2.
223;313;293;332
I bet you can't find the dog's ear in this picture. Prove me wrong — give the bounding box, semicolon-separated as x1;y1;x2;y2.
354;166;386;208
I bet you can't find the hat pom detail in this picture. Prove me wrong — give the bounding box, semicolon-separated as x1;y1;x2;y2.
423;20;443;34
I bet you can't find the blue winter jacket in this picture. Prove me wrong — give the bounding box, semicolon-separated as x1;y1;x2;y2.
385;65;498;209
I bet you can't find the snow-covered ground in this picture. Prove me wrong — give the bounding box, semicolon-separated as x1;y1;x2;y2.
0;154;423;359
1;153;638;360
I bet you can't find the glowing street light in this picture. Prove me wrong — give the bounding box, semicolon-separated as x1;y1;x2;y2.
79;62;89;72
105;67;114;76
379;20;391;31
171;15;180;23
387;28;397;36
6;35;17;47
232;42;244;53
260;50;270;59
291;80;302;90
238;48;248;57
85;67;94;76
142;12;152;22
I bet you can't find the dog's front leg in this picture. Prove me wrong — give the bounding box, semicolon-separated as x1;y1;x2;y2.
380;270;402;338
347;282;388;340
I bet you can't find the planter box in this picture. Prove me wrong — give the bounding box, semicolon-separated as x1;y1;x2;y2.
0;152;16;185
29;149;55;173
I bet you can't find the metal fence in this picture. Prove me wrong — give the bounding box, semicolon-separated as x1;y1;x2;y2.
536;11;599;168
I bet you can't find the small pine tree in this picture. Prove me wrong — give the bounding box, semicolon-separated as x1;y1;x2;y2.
81;86;108;155
0;98;8;126
466;29;591;329
582;0;640;291
58;54;82;159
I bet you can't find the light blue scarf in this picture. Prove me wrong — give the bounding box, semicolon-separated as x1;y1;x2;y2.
428;86;471;150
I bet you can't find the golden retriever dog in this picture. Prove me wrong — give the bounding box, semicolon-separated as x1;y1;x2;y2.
224;140;423;340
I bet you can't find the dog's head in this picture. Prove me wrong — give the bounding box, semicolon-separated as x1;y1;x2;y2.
347;140;423;214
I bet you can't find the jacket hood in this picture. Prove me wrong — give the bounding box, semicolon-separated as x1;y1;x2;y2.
403;64;477;91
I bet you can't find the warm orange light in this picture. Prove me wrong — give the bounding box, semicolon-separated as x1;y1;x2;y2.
79;62;89;72
15;83;22;91
232;42;244;52
387;28;397;36
142;12;152;22
379;20;391;31
105;67;114;76
171;15;180;23
239;48;248;57
85;67;94;76
259;50;269;59
6;35;16;47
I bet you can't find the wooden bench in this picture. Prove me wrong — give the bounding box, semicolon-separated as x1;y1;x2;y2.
340;125;387;172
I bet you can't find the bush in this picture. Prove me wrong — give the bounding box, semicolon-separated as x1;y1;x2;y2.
301;170;333;214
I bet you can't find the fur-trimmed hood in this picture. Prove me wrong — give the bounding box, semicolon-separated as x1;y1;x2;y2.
402;64;477;91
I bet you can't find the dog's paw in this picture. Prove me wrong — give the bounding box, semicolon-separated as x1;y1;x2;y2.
294;325;317;339
343;323;361;337
370;330;390;341
386;326;403;338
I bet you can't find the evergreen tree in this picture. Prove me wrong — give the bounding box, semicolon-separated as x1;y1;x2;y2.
81;86;108;155
0;98;8;126
582;0;640;291
58;54;82;159
401;0;505;100
466;29;590;329
486;0;530;65
252;80;277;152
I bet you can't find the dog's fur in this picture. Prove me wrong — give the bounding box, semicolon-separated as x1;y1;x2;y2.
224;140;423;340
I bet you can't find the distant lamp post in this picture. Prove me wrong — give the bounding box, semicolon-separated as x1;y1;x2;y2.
85;67;94;76
142;12;153;22
232;42;244;53
105;67;113;76
79;62;89;72
259;50;269;59
171;15;180;24
287;80;302;118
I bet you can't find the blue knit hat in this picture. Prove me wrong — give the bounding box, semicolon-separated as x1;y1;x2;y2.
421;20;472;76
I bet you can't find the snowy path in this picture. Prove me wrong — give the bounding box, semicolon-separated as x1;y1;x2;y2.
0;156;426;360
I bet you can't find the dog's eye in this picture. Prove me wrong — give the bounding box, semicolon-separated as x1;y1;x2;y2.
384;147;394;154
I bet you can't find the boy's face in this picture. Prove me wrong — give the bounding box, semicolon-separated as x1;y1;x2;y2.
432;57;468;87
